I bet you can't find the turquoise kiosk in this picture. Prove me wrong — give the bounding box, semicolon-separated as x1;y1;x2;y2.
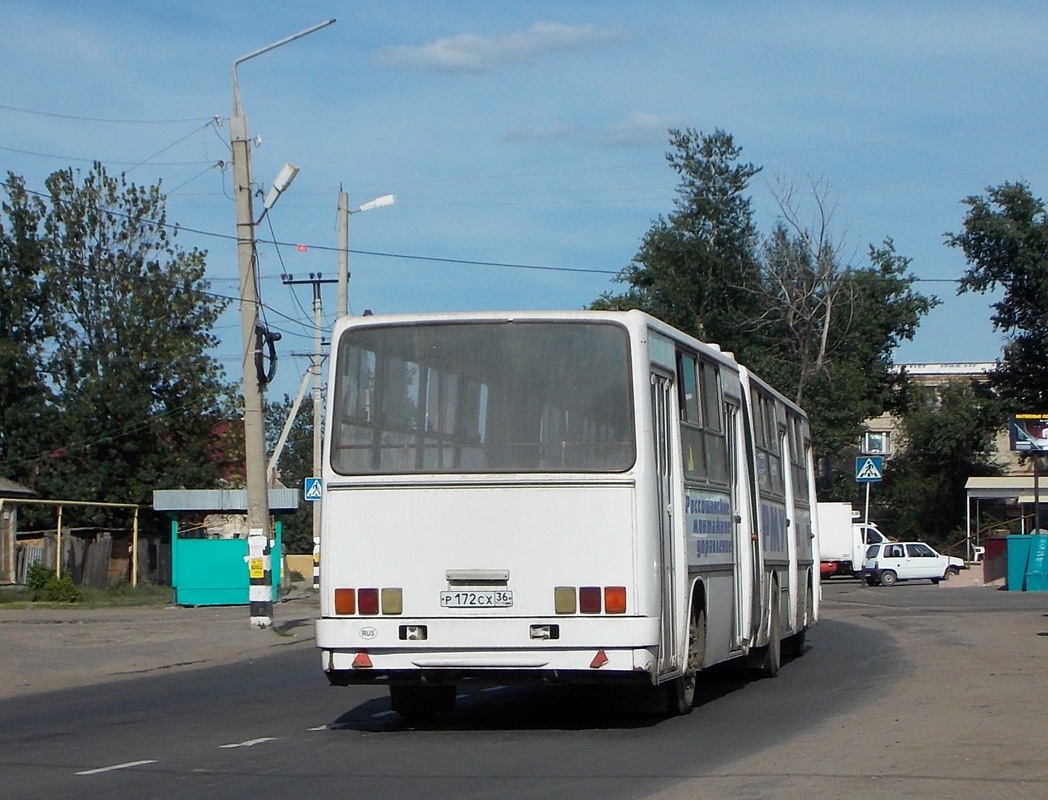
153;488;300;606
1006;534;1048;592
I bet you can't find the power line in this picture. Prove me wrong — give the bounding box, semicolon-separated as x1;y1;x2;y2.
0;176;968;284
126;120;218;174
3;392;224;472
0;102;210;125
0;143;209;167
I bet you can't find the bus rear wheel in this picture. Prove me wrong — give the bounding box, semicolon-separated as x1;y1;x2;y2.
667;608;705;716
389;683;456;718
783;583;813;659
756;593;782;678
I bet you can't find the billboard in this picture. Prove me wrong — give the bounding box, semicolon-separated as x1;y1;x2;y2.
1010;414;1048;452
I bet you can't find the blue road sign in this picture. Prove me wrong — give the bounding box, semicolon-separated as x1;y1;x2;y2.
855;456;883;483
304;477;323;502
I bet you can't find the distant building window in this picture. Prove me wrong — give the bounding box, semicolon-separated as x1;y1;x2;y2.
863;431;890;455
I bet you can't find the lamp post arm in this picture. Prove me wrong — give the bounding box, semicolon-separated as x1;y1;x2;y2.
233;18;337;116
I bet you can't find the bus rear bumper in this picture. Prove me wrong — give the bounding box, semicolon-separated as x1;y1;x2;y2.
320;645;659;686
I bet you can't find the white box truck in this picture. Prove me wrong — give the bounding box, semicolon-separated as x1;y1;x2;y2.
817;502;889;577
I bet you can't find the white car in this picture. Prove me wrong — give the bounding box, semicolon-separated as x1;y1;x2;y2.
864;541;966;586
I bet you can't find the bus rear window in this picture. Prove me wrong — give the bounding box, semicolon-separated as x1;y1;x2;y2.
330;321;635;474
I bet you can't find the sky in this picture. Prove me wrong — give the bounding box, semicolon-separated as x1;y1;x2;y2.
2;1;1045;402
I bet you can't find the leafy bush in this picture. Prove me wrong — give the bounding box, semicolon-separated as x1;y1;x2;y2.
24;563;83;603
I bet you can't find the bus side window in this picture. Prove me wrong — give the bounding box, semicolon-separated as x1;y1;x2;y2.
676;353;699;423
700;360;728;485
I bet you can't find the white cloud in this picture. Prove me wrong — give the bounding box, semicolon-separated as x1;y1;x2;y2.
606;112;684;148
379;21;628;72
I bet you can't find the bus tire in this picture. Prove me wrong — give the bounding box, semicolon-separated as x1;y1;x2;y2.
784;583;814;659
667;607;705;716
756;592;781;679
389;683;456;718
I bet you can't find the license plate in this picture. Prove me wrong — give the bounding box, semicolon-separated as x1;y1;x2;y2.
440;590;513;608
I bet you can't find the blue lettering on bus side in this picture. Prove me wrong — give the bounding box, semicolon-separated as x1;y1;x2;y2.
685;491;734;561
760;503;788;553
696;538;734;556
794;511;812;558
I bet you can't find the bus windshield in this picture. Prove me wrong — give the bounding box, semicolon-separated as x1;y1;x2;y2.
330;320;635;474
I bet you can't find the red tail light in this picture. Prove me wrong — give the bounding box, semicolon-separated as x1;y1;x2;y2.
358;588;380;615
579;586;602;614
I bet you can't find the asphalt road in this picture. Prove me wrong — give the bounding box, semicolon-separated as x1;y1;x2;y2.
0;603;894;800
7;579;1047;799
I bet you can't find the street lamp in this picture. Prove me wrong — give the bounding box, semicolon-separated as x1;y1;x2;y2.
338;193;396;317
230;19;335;629
260;162;301;222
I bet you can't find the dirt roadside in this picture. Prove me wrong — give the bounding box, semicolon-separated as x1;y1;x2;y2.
0;587;321;701
655;581;1048;800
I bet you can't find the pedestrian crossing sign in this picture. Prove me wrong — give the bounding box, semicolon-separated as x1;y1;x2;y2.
304;477;323;502
855;456;883;483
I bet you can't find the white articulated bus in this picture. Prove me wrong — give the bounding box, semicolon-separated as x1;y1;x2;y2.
316;310;819;717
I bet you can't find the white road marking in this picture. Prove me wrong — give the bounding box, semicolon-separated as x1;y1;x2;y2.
77;760;157;776
308;725;328;731
219;737;277;749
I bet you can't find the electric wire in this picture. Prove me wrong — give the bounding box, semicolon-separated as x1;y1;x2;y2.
0;102;209;125
125;120;216;174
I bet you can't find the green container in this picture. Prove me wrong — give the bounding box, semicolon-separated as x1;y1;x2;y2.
1006;535;1033;591
171;521;283;606
1025;572;1048;592
1024;534;1048;592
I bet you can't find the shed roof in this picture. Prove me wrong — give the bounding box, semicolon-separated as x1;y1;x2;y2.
0;476;34;498
965;476;1045;504
152;488;300;513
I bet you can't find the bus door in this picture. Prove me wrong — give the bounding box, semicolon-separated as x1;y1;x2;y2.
726;401;747;648
740;395;763;641
782;430;799;628
651;371;680;676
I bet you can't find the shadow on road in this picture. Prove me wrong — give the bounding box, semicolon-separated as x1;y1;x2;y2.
324;657;790;734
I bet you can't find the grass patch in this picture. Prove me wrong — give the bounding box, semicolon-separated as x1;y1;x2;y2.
78;581;174;608
0;568;173;608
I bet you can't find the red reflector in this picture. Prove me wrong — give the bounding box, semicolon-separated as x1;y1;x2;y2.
590;649;609;669
579;586;602;614
334;588;356;615
352;651;373;669
604;586;627;614
358;588;380;615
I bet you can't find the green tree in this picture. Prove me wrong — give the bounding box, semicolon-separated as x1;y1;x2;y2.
1;163;237;508
877;380;1002;545
593;128;764;360
758;238;938;466
1;175;59;485
594;131;937;492
947;181;1048;407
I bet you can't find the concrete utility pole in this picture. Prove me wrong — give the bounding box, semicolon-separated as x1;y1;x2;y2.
279;273;335;549
338;191;350;318
312;281;324;549
230;19;336;628
337;192;396;317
